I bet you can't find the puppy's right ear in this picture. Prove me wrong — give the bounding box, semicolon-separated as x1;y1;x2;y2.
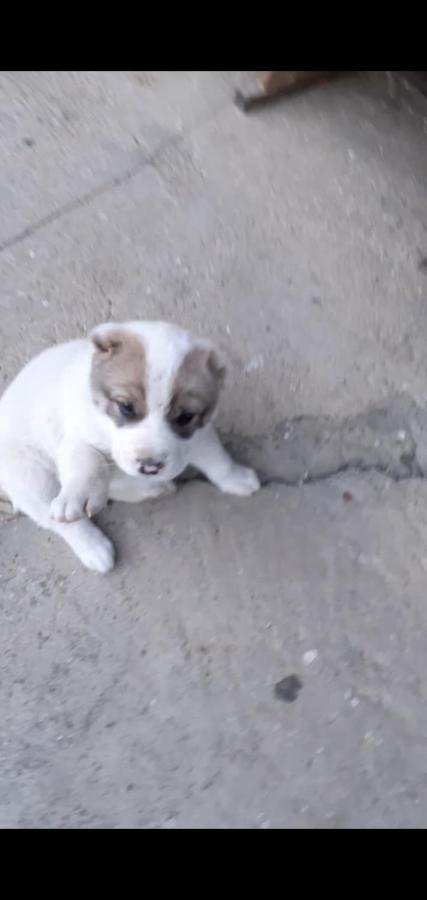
90;324;123;354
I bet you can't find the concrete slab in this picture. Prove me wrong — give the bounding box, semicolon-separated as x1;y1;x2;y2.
1;72;426;431
1;71;427;827
2;475;427;828
0;71;235;247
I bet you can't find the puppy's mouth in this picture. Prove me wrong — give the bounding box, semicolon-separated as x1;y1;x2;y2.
139;461;165;476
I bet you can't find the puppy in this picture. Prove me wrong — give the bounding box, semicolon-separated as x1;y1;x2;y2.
0;320;260;572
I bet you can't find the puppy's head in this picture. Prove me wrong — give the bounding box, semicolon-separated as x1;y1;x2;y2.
90;320;226;479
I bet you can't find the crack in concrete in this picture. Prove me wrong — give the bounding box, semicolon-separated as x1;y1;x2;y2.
181;460;425;491
0;146;168;255
181;394;427;489
260;460;424;488
2;395;427;520
0;102;228;256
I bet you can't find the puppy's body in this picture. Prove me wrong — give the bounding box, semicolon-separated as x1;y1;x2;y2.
0;321;259;572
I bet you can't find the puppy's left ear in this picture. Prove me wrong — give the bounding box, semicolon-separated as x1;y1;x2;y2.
90;323;123;355
206;347;227;388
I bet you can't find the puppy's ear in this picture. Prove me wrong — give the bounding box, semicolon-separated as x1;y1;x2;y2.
206;347;227;388
90;325;123;354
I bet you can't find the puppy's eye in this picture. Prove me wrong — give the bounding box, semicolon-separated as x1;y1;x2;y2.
117;401;136;419
175;411;195;427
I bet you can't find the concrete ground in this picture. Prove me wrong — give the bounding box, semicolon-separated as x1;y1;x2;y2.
1;71;427;828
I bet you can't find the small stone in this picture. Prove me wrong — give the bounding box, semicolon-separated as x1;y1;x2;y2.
244;354;264;374
350;697;360;708
303;649;318;666
274;674;303;703
342;491;353;502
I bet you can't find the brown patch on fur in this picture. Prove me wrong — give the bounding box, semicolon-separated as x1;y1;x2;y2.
168;346;226;438
90;328;147;425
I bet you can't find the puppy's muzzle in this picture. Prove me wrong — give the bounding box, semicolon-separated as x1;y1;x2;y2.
138;457;165;476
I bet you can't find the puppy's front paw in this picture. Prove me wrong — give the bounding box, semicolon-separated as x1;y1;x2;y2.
78;532;115;574
51;491;85;523
218;464;260;497
51;487;107;523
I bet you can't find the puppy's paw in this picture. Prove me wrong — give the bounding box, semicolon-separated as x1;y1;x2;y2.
51;492;85;523
77;532;115;574
218;464;260;497
51;487;107;523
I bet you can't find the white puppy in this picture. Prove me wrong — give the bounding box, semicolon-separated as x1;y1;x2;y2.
0;320;260;573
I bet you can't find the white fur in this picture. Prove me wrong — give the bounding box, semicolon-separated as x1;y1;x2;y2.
0;321;259;572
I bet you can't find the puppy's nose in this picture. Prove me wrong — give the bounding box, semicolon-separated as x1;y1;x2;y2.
138;457;165;475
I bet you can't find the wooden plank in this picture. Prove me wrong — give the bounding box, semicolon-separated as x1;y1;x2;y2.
398;71;427;98
234;71;336;112
258;70;326;94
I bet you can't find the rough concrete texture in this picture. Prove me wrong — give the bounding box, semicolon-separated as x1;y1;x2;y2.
1;71;427;828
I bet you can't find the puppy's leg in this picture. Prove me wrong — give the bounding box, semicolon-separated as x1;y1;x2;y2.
1;445;114;573
109;473;176;504
50;441;112;522
188;424;260;496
